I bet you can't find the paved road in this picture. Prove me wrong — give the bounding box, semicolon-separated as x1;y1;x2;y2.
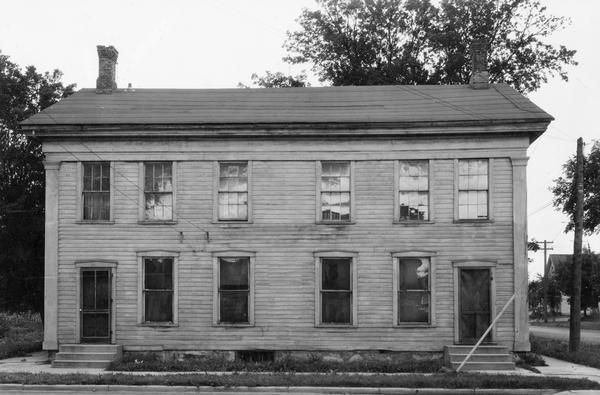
530;325;600;344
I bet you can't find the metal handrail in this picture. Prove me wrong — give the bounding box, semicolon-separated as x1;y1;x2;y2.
455;292;517;372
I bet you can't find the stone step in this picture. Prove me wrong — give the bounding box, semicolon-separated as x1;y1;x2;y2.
59;344;121;353
447;353;513;363
52;359;112;369
450;361;515;371
444;345;509;354
54;352;117;361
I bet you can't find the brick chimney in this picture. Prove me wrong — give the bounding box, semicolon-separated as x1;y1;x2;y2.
469;39;489;89
96;45;118;93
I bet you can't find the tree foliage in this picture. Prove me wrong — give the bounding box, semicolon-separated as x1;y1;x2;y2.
281;0;576;92
0;50;75;313
550;250;600;315
528;275;562;317
551;140;600;235
239;71;309;88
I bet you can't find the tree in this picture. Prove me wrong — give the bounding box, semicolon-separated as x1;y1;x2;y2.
238;71;309;88
551;140;600;235
0;50;75;313
550;249;600;316
280;0;576;92
528;275;562;318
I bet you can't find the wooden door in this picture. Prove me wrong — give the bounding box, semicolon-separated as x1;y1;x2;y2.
459;269;491;344
80;268;111;343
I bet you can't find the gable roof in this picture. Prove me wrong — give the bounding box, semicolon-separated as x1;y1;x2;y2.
548;254;572;273
22;83;552;129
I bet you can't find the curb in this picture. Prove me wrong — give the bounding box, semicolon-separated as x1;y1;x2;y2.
0;384;560;394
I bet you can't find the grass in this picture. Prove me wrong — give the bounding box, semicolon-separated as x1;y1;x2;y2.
0;371;599;390
111;352;443;373
0;312;43;360
531;334;600;369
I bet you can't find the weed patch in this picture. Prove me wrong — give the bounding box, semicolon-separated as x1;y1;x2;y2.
0;312;42;359
531;334;600;369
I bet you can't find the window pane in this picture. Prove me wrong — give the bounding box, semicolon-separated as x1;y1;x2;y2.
82;271;96;310
399;258;429;290
220;291;249;323
145;163;172;192
322;258;351;290
144;258;173;290
145;193;173;220
145;291;173;322
399;291;429;323
322;292;351;324
220;258;249;290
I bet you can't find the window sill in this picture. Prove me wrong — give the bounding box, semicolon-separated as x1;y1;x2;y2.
393;220;435;226
453;219;494;224
316;221;356;226
76;220;115;225
211;220;253;225
138;322;178;328
214;323;254;328
315;324;357;329
394;323;436;328
137;220;178;225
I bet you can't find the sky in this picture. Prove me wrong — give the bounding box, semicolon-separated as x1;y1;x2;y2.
1;0;598;280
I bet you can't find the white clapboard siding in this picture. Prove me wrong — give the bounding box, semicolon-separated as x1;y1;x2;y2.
53;135;524;351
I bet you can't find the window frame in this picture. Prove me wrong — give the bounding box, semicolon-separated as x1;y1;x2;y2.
212;251;255;327
76;161;115;224
314;251;358;328
137;251;179;327
213;161;253;223
393;159;433;224
391;251;436;328
454;158;494;222
138;161;177;224
315;161;355;224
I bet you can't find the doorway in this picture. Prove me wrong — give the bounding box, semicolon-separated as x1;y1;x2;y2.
80;268;112;343
459;268;491;344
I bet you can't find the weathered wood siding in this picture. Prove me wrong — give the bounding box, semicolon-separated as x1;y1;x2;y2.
50;135;527;351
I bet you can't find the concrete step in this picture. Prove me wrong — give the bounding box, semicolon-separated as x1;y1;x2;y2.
59;344;121;353
447;353;513;363
52;359;112;369
54;352;117;361
449;361;515;371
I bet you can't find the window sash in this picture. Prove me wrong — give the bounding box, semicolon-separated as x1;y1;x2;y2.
458;159;489;219
82;163;110;221
397;257;431;324
144;162;173;220
398;160;429;221
218;162;249;221
320;162;351;222
218;257;250;324
143;257;174;323
320;257;352;324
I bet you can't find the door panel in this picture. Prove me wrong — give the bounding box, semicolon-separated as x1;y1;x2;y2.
80;269;111;343
459;269;491;344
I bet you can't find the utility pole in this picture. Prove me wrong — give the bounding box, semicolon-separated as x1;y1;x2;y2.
540;240;554;323
570;137;584;352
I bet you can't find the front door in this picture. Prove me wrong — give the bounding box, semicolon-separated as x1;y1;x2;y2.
80;268;111;343
459;268;491;344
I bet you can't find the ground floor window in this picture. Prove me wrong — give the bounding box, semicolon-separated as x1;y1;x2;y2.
396;257;431;324
213;252;255;326
315;253;358;326
142;256;175;323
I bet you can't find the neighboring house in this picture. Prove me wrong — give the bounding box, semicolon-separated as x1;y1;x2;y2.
21;45;552;367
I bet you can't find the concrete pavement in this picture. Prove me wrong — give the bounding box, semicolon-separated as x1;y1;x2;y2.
530;325;600;344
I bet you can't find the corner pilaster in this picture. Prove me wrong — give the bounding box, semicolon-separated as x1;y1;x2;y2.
512;157;530;351
43;161;60;351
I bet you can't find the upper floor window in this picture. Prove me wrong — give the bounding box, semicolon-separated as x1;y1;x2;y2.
82;162;110;221
319;161;351;222
218;162;248;221
397;160;429;221
458;159;488;219
144;162;173;221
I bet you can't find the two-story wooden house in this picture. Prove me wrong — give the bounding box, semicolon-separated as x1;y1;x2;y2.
22;45;552;370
